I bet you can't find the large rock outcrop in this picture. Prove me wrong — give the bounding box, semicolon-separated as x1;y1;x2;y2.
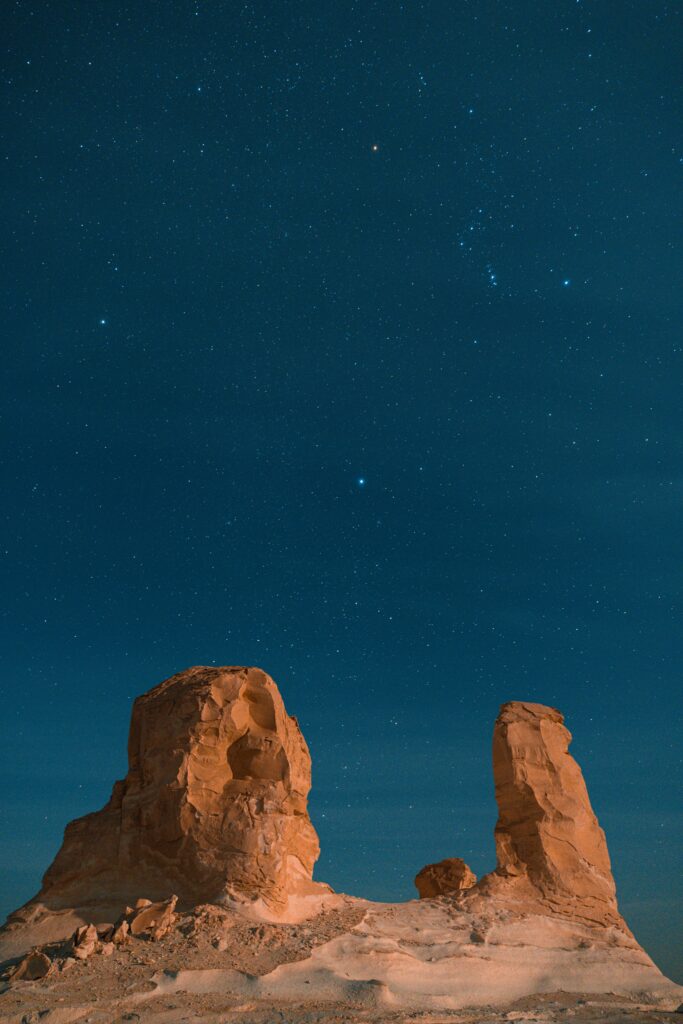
482;701;620;926
34;666;325;915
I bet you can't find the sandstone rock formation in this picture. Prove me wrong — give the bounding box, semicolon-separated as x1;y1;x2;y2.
33;666;325;915
414;858;476;898
480;701;620;926
3;682;682;1016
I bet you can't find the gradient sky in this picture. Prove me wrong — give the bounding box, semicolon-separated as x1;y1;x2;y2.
1;0;681;982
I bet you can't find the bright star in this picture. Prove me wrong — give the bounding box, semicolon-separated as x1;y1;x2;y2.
371;144;379;152
99;318;107;325
562;279;571;287
357;477;366;486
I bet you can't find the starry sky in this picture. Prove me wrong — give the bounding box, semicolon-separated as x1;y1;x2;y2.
2;0;682;982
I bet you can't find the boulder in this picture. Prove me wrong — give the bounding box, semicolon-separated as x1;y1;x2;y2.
128;895;177;940
111;919;129;945
9;949;53;981
415;858;477;898
72;923;98;960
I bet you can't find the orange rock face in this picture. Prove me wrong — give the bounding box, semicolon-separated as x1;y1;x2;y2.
38;666;323;914
487;701;619;925
414;858;476;898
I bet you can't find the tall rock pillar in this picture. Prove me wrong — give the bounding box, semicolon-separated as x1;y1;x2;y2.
491;701;619;925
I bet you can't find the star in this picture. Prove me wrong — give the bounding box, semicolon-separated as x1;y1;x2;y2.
99;318;107;325
371;144;379;152
357;477;366;487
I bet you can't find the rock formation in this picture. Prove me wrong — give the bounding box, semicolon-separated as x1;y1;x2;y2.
34;666;325;915
414;858;476;898
3;680;682;1016
480;701;620;926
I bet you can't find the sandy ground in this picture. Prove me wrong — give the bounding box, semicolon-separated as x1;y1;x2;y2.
0;898;365;1021
2;979;682;1024
1;897;681;1024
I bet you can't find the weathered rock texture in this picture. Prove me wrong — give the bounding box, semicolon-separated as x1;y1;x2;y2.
36;666;323;914
414;858;477;898
483;701;620;926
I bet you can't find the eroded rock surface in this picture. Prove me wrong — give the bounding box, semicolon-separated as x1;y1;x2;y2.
31;667;325;915
482;701;620;926
414;858;477;898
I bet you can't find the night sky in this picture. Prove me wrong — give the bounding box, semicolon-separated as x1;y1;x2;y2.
2;0;681;982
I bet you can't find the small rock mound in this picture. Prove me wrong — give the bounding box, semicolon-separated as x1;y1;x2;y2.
7;949;53;981
4;894;179;983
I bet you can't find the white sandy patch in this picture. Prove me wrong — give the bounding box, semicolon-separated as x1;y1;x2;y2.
141;899;683;1012
218;888;352;924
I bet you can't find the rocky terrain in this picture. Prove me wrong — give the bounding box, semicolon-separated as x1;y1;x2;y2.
1;666;680;1023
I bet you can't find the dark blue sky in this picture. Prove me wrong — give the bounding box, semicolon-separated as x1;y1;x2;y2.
1;0;681;981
